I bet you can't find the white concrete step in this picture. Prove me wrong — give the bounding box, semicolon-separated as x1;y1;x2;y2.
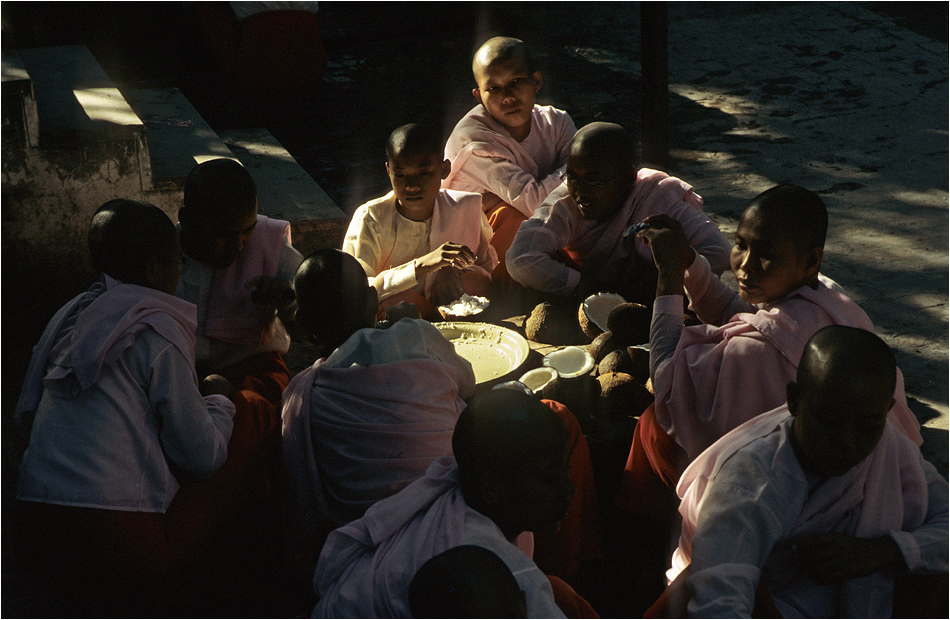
123;87;234;191
218;128;347;256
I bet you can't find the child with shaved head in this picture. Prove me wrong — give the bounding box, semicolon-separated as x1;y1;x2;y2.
281;248;476;583
444;36;577;280
632;184;921;472
343;122;496;321
617;185;924;570
507;121;732;305
14;200;236;614
312;390;595;618
658;326;947;618
408;545;528;619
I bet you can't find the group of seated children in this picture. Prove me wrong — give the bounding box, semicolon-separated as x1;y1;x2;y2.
14;158;303;614
12;32;946;620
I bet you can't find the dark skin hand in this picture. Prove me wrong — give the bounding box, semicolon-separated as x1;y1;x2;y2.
248;276;295;314
429;266;466;307
636;214;696;297
414;242;476;278
200;374;235;405
789;532;906;585
385;300;421;324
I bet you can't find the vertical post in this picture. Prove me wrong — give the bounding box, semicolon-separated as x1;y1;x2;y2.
640;2;669;172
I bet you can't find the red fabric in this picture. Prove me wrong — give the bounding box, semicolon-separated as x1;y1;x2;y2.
547;575;600;618
214;351;290;504
194;4;326;99
615;403;685;520
237;10;326;97
533;400;603;581
486;202;528;284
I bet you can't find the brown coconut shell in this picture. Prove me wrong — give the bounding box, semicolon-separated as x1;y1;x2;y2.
626;346;651;384
589;331;626;364
596;372;654;424
525;302;583;346
598;349;636;377
606;302;651;346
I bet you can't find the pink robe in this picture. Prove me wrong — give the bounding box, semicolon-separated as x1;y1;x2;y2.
568;169;726;282
443;104;575;218
204;214;291;345
16;274;199;423
653;272;923;460
342;190;497;301
312;456;561;618
672;406;938;617
506;170;732;296
280;319;474;562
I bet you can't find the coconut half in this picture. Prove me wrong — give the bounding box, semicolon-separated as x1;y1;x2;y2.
518;366;559;394
542;346;595;379
579;292;627;338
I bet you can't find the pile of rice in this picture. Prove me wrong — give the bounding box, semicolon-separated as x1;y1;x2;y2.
440;294;489;316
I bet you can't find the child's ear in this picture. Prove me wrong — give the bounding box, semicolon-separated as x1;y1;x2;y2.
385;161;391;175
144;255;162;288
803;247;823;276
472;87;483;105
440;159;451;180
532;71;542;92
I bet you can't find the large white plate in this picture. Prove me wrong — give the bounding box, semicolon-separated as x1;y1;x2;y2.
434;322;530;385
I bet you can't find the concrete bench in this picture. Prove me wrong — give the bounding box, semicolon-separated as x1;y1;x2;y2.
219;128;347;256
125;87;346;255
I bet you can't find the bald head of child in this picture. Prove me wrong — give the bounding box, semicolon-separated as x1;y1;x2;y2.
385;122;450;222
565;122;638;222
179;158;259;269
788;325;897;478
408;545;527;619
88;199;181;295
294;248;379;356
732;184;826;305
471;36;542;142
452;390;575;541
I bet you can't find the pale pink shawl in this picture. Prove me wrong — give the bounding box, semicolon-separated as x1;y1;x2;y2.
424;190;498;296
313;456;535;618
674;406;930;617
568;168;707;282
280;348;467;557
16;274;197;423
204;214;290;345
655;277;922;460
444;104;570;187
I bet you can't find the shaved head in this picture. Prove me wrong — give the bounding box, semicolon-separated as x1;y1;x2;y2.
472;36;534;81
798;325;896;403
385;122;443;162
746;184;828;254
789;325;897;477
294;248;377;352
569;122;638;170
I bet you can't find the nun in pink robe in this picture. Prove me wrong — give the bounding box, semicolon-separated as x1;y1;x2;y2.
653;252;922;463
312;456;566;618
280;319;475;571
667;405;947;618
443;103;576;279
506;170;732;304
